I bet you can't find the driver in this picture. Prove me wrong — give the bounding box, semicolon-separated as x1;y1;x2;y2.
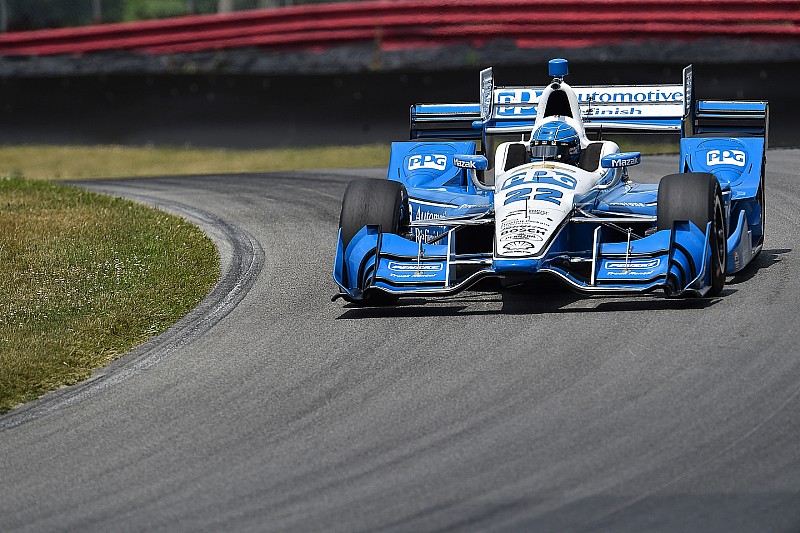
530;118;581;166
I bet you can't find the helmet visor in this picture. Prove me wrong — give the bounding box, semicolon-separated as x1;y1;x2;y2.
530;143;572;162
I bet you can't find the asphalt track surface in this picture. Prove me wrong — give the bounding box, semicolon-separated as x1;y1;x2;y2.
1;150;799;532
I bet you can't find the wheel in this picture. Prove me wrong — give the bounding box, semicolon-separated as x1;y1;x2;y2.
338;179;409;304
339;179;409;248
657;172;726;296
753;161;766;257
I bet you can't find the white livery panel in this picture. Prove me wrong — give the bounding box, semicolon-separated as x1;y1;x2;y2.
494;162;604;258
493;85;685;121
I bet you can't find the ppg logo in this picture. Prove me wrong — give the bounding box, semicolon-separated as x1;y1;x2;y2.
706;149;746;167
408;154;447;171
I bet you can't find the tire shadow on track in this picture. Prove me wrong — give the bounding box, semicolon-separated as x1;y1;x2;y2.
334;281;721;319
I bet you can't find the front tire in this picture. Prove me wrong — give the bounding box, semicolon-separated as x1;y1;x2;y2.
338;179;409;304
339;179;409;249
657;172;726;296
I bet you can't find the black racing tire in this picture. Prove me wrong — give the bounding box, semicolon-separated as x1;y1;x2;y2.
339;179;409;305
657;172;726;297
339;179;409;249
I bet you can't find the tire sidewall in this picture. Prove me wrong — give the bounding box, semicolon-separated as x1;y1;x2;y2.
709;182;726;295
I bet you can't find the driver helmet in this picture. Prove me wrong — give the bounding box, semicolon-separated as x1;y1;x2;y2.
530;119;581;165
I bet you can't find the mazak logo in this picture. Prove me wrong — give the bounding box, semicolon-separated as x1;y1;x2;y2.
605;258;661;270
408;154;447;171
388;262;443;272
706;149;746;167
611;156;640;168
453;158;477;169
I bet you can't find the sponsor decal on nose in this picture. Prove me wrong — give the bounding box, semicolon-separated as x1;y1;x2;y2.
388;262;444;272
605;258;661;270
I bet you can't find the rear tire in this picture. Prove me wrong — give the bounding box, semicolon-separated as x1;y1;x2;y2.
657;172;726;296
753;163;766;257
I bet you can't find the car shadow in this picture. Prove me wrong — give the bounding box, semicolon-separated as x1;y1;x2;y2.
335;278;720;319
726;247;790;285
498;282;720;315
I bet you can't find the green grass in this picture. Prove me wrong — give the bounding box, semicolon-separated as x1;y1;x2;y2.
0;178;219;413
0;141;676;183
616;140;679;155
0;142;391;414
0;144;391;181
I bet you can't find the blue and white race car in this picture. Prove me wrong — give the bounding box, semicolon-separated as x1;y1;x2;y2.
333;59;767;304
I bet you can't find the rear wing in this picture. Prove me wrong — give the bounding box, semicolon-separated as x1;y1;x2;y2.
410;65;767;142
690;100;769;145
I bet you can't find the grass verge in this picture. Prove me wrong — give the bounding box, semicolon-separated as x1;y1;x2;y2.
0;144;391;181
0;143;390;414
0;178;219;413
0;142;677;182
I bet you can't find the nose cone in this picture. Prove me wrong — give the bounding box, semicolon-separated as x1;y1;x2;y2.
494;257;544;274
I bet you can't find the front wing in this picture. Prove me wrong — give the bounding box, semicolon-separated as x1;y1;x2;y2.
332;218;716;302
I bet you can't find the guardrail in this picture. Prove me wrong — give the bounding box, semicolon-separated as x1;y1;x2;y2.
0;0;798;56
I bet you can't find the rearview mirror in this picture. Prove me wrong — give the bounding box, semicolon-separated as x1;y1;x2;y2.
601;152;641;169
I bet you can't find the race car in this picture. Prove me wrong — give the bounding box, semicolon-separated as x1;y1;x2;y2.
333;59;767;304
